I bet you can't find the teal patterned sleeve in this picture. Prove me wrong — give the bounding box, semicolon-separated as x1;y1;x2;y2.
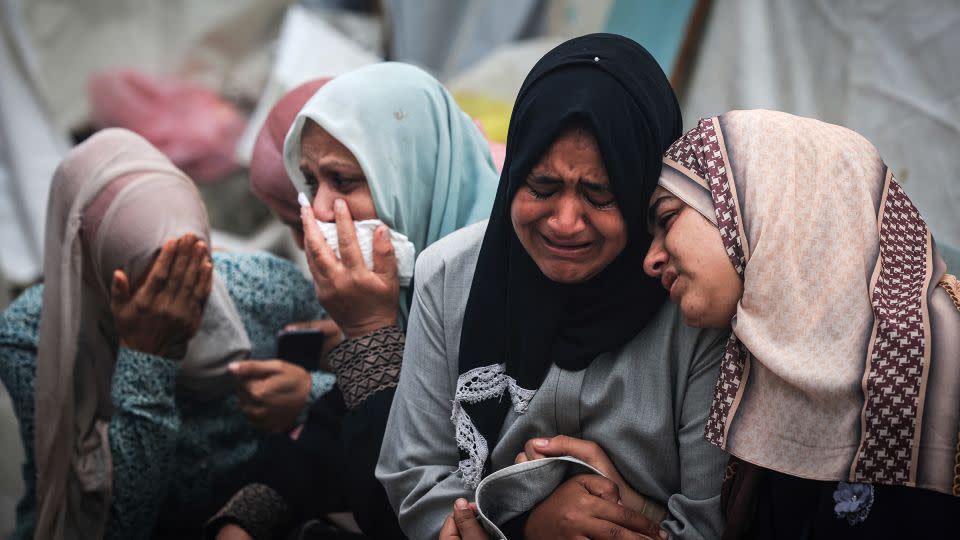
105;346;181;540
0;286;43;540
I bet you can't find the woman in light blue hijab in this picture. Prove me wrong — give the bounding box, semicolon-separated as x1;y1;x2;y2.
285;62;498;260
205;62;498;540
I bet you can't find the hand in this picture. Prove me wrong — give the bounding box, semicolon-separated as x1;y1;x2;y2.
524;474;665;540
301;199;399;338
215;523;253;540
230;360;312;433
283;319;343;371
111;233;213;358
516;435;651;516
440;498;491;540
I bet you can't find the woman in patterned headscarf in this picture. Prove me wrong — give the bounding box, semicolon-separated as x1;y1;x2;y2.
644;109;960;538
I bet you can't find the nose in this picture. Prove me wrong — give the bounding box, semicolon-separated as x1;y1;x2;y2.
547;194;586;237
311;184;336;222
643;234;668;277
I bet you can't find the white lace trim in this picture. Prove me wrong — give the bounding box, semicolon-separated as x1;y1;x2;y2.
451;363;536;487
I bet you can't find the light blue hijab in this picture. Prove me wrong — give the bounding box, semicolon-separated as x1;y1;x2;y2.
283;62;498;257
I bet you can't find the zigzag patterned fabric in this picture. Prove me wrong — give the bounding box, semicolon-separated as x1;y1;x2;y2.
658;110;960;495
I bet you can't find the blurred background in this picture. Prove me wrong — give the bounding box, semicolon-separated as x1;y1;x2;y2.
1;0;959;533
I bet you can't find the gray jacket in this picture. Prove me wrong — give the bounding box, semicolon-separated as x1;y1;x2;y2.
376;221;729;539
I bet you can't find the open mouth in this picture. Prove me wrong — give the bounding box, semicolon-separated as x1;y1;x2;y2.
539;233;592;257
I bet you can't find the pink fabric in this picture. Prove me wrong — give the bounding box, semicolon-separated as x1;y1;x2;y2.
88;69;246;183
250;79;331;225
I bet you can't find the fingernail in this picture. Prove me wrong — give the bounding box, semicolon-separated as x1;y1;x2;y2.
228;362;239;372
659;529;668;539
533;438;548;448
455;498;469;510
334;199;345;212
297;192;311;208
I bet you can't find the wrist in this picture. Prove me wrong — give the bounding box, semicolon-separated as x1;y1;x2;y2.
341;317;397;339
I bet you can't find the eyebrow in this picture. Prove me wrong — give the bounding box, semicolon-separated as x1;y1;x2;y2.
526;174;563;185
647;195;677;229
580;179;611;193
300;159;365;180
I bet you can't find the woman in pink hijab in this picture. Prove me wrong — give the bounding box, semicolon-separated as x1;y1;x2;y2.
250;79;332;248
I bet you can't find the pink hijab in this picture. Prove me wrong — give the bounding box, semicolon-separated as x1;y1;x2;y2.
34;128;250;539
250;79;331;226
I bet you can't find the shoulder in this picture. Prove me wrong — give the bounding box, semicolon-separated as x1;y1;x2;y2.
213;251;312;293
0;285;43;347
414;220;487;289
623;302;727;374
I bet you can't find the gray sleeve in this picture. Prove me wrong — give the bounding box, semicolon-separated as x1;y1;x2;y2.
662;331;728;540
375;264;473;539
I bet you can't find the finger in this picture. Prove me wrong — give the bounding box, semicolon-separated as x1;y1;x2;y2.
371;225;398;282
111;270;131;306
333;198;364;268
588;499;662;540
582;518;655;540
522;438;548;462
439;514;461;540
177;239;207;297
538;435;606;464
144;238;179;296
452;498;490;540
194;260;214;303
163;234;195;296
579;474;621;504
301;205;340;278
228;360;285;380
514;452;529;465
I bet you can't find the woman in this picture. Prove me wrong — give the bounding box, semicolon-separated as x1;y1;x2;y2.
207;63;500;539
643;109;960;537
376;34;729;540
0;128;334;539
249;77;331;248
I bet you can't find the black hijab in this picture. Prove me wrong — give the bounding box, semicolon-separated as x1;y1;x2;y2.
454;34;682;484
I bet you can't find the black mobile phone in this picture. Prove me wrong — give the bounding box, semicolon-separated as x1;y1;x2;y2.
275;328;327;370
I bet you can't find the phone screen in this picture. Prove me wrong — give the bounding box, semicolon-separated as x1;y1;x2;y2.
275;328;327;370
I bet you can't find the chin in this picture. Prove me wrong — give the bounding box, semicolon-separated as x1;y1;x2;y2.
538;261;598;284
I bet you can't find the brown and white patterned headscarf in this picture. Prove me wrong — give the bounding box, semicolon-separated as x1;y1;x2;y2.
660;109;960;495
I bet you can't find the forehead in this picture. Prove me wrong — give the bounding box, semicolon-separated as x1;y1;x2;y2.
531;128;607;176
300;121;351;157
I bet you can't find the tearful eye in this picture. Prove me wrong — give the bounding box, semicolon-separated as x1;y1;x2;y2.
586;195;616;210
526;185;552;200
304;173;319;196
658;211;678;230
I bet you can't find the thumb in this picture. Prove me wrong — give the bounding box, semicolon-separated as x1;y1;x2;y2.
228;360;281;379
452;498;489;540
111;270;131;305
371;225;398;281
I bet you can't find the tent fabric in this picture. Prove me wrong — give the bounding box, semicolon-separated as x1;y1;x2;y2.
681;0;960;245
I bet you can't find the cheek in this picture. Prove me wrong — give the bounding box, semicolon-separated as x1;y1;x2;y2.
591;211;627;252
348;186;378;221
510;195;542;236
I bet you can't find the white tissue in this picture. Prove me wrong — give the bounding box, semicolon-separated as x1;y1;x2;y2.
298;192;415;286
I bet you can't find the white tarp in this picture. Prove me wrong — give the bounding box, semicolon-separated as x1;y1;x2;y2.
682;0;960;244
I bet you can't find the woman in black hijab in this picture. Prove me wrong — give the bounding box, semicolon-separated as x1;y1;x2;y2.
377;34;729;540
